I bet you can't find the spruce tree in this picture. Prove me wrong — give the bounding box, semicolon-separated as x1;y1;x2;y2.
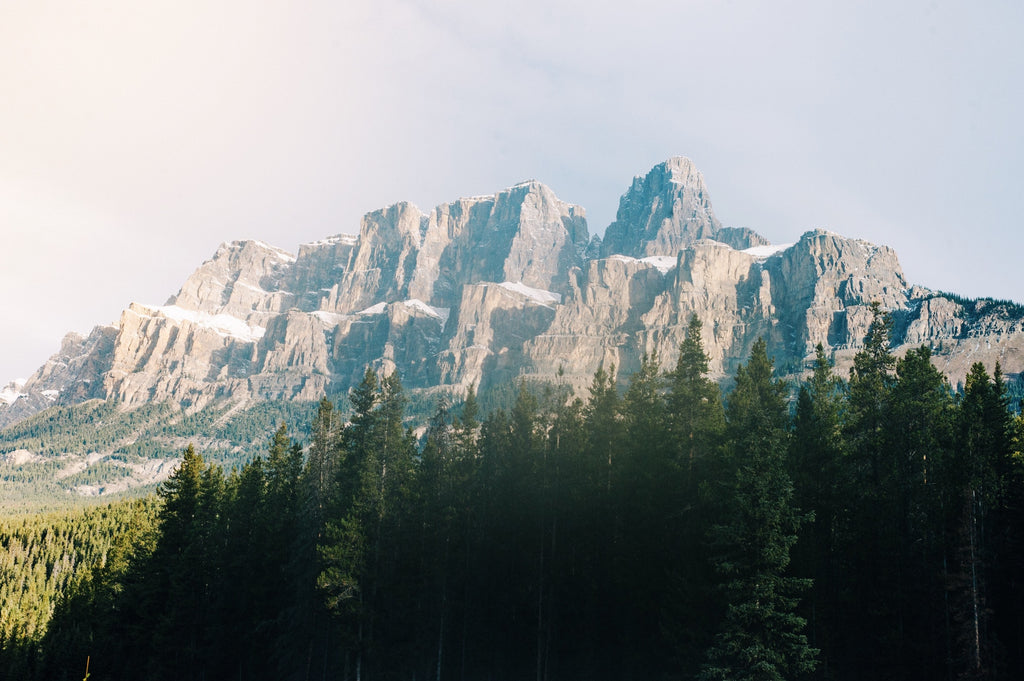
947;361;1015;678
666;315;725;489
319;368;418;679
618;353;671;669
149;444;213;681
662;315;726;674
789;344;847;675
701;338;817;681
889;346;955;675
841;303;901;671
584;362;622;494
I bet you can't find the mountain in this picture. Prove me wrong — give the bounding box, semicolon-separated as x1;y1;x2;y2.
3;157;1024;437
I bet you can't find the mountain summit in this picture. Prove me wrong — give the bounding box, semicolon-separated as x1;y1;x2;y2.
601;157;768;257
2;158;1023;429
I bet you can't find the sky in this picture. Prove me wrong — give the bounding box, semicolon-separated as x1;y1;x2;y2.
1;0;1022;383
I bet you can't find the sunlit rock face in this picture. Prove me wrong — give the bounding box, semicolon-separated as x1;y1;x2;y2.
600;157;768;258
3;157;1022;426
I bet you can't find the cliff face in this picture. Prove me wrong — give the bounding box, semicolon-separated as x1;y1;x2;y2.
600;157;767;257
3;157;1022;426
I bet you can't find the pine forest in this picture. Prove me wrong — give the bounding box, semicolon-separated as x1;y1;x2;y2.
1;308;1023;681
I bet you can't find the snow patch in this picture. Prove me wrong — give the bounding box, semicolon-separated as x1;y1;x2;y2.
497;282;562;306
0;379;27;405
608;255;677;274
252;240;297;263
640;255;678;273
137;305;266;342
357;302;387;315
402;299;451;326
306;233;358;248
42;389;59;401
237;281;266;294
311;311;348;326
743;243;794;259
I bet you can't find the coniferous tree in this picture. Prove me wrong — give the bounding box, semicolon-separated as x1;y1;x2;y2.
538;383;588;679
319;368;417;679
418;397;458;681
220;452;266;677
991;404;1024;676
293;397;341;678
790;343;846;669
847;303;897;493
571;364;624;673
701;338;817;681
667;315;726;490
618;352;671;672
946;362;1015;678
584;362;622;494
23;345;1024;681
841;303;901;673
319;369;379;678
256;424;305;675
472;403;514;674
149;444;213;681
889;346;955;676
663;315;726;675
305;397;340;536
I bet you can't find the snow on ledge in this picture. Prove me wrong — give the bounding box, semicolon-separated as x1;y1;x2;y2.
251;240;297;263
136;304;266;342
640;255;677;273
356;302;387;315
497;281;562;306
402;300;451;326
608;254;677;274
305;233;358;248
743;243;794;259
311;310;348;326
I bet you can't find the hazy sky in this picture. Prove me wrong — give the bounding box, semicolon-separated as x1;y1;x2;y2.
2;0;1022;383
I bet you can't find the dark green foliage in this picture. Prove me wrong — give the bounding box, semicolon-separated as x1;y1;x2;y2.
667;315;726;490
790;344;845;670
701;338;817;681
4;324;1024;681
934;291;1024;323
940;362;1019;679
0;398;317;510
0;401;172;459
0;498;159;678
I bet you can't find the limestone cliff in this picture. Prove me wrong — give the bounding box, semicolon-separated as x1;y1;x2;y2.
600;157;767;257
2;158;1022;428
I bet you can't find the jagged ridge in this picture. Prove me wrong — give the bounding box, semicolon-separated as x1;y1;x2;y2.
3;158;1023;431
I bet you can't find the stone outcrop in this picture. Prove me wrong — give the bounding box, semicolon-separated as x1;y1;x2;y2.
600;157;767;257
0;327;115;424
2;157;1023;427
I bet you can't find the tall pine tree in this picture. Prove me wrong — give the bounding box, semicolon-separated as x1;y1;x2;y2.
701;338;817;681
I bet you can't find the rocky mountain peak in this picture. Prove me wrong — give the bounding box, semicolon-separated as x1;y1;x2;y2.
601;157;767;258
315;179;590;316
3;158;1022;435
169;239;296;319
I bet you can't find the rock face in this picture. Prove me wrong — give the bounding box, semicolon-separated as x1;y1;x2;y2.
3;157;1023;427
601;157;768;257
0;328;115;424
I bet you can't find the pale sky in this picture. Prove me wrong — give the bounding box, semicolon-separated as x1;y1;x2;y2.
1;0;1022;383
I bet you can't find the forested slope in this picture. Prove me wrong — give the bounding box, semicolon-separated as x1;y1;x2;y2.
1;308;1022;680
